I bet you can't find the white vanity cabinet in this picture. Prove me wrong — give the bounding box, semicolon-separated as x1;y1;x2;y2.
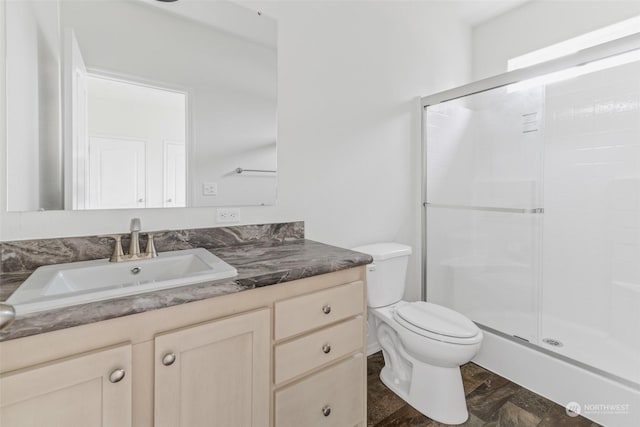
0;267;366;427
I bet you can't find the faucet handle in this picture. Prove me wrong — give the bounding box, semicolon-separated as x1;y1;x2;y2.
100;234;126;262
130;218;141;232
144;232;158;258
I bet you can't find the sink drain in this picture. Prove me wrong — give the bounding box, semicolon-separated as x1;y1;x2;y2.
543;338;563;347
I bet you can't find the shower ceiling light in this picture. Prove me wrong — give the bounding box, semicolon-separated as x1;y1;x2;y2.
508;48;640;92
509;15;640;71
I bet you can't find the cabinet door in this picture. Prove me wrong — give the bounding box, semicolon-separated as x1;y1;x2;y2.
155;308;270;427
0;343;132;427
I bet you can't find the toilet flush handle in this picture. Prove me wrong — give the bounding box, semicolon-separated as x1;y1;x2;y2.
367;263;376;272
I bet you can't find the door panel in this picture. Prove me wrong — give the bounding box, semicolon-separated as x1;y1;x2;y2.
163;141;186;207
88;137;146;209
154;309;270;427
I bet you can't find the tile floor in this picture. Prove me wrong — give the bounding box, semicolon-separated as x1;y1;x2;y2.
367;352;601;426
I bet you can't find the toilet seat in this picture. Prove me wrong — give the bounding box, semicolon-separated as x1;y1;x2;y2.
393;302;482;345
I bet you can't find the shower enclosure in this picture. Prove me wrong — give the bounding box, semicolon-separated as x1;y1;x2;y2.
422;34;640;426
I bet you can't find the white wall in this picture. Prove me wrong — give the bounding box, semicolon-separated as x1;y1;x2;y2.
5;0;61;211
1;1;472;303
6;0;40;212
472;0;640;80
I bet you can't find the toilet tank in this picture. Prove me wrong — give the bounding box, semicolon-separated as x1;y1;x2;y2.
352;243;412;308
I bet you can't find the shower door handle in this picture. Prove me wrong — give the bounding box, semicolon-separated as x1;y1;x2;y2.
424;202;544;214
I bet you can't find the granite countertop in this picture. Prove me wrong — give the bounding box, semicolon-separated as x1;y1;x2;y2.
0;239;372;342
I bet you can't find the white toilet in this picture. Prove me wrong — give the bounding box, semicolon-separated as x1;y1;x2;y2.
353;242;483;425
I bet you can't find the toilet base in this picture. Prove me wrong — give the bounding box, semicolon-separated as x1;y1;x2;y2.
379;361;469;425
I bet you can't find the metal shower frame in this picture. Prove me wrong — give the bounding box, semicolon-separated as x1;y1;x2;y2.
419;32;640;301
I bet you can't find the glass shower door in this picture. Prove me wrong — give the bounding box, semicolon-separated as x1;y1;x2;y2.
424;85;545;343
540;55;640;384
424;47;640;386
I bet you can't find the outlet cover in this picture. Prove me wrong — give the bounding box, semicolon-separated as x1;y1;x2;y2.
216;208;240;223
202;182;218;196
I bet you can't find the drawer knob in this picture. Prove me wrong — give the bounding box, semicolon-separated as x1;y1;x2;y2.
322;305;331;315
322;344;331;354
322;405;331;417
162;353;176;366
109;368;126;383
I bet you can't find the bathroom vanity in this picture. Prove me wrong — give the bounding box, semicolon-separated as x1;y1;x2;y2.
0;223;372;427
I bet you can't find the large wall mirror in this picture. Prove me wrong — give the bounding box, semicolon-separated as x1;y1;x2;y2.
4;0;277;212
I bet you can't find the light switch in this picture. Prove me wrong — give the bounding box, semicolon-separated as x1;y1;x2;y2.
203;182;218;196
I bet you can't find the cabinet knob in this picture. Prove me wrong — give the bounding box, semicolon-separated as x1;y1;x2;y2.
109;368;126;383
322;405;331;417
0;303;15;331
162;353;176;366
322;344;331;354
322;305;331;315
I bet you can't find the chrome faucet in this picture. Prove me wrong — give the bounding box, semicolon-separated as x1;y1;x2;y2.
129;218;142;257
102;218;158;262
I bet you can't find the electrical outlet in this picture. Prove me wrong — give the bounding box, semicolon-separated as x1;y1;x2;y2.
216;208;240;223
202;182;218;196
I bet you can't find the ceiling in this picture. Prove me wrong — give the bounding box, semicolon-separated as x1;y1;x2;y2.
445;0;532;26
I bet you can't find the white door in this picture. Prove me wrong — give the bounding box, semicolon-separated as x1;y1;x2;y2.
163;141;186;207
88;137;147;209
63;29;89;210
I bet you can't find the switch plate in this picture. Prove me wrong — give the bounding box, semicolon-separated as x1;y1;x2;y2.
216;208;240;223
202;182;218;196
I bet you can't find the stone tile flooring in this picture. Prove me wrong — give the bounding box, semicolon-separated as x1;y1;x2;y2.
367;352;601;426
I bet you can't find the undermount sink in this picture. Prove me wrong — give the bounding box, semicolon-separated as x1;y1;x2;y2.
6;248;237;315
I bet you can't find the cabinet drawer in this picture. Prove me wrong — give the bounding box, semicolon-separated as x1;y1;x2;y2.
275;316;363;384
275;354;364;427
274;281;364;340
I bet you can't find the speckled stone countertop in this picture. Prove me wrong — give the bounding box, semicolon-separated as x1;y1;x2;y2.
0;239;372;341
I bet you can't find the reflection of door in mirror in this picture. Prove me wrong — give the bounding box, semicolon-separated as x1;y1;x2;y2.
164;141;186;208
88;137;146;209
76;74;187;209
63;29;88;210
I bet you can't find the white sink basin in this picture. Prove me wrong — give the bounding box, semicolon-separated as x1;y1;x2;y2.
6;248;237;315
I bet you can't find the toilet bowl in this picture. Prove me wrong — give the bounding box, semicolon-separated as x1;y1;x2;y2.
352;243;483;425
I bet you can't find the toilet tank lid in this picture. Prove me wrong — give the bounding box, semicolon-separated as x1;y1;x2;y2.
351;243;412;261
